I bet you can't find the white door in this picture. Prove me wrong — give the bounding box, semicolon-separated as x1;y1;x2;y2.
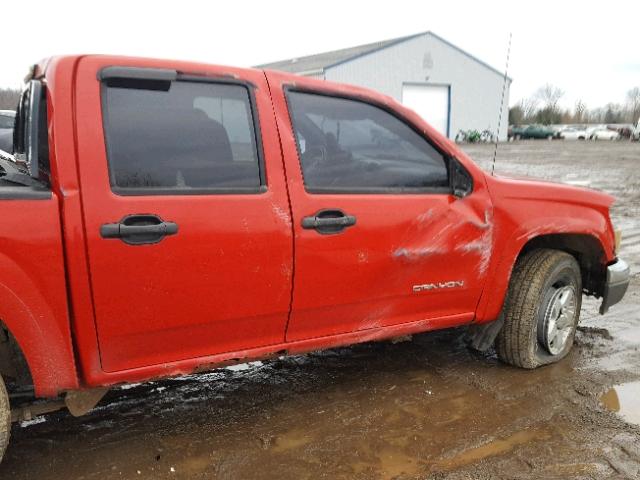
402;84;449;136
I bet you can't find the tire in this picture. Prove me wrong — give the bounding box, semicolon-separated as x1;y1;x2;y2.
496;249;582;369
0;375;9;462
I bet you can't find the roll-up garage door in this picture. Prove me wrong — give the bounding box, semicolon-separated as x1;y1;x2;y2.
402;84;450;136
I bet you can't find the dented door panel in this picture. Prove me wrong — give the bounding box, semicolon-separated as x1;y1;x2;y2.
266;71;494;341
288;194;492;340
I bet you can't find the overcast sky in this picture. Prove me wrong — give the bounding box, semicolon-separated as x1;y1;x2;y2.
3;0;639;109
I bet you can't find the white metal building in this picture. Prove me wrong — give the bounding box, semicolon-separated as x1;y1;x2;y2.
259;32;511;140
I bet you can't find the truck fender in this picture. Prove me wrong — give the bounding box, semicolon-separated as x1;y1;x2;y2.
0;253;78;397
476;215;611;324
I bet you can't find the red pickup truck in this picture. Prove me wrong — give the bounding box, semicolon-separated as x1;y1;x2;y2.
0;55;630;460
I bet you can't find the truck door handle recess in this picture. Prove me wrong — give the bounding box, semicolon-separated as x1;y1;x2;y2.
301;209;356;234
101;214;178;245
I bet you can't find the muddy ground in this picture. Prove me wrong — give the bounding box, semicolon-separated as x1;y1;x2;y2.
2;140;639;479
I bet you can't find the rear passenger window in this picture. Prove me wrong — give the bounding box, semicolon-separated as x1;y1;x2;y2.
102;79;263;194
287;92;449;193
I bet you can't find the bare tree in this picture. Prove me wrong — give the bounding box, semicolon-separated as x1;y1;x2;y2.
604;103;625;123
627;87;640;123
0;88;21;111
524;84;565;125
509;104;525;125
574;100;587;123
535;84;565;110
520;97;539;120
511;87;639;126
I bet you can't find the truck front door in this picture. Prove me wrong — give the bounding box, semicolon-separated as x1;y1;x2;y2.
267;72;494;341
75;57;293;372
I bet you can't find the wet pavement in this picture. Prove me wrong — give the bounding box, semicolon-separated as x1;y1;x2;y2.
1;141;639;479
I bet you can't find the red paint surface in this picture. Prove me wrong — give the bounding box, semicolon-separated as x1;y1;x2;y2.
0;55;616;397
265;71;494;340
74;57;294;372
0;196;78;397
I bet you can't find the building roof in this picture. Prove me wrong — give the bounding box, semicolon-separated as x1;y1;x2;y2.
257;31;511;80
256;33;421;75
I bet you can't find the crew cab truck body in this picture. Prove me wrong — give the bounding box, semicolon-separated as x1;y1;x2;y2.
0;55;630;460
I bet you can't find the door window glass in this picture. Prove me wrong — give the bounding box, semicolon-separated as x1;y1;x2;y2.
287;92;449;192
102;79;263;193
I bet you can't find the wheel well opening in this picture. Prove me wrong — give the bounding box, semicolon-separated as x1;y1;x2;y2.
0;321;34;396
518;234;607;297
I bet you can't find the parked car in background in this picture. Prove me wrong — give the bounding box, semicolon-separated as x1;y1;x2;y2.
585;125;604;139
560;127;588;140
0;110;16;153
550;125;565;139
608;125;633;139
633;120;640;141
509;124;555;140
591;128;620;141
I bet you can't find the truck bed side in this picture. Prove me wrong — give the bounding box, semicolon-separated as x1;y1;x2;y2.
0;190;78;397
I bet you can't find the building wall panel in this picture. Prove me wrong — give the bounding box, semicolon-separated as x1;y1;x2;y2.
324;34;510;140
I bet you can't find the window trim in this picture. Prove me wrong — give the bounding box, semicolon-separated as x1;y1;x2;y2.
11;79;51;184
283;86;453;195
99;67;267;196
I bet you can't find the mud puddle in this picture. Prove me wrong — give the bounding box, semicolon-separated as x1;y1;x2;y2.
431;427;552;470
601;381;640;427
3;313;639;479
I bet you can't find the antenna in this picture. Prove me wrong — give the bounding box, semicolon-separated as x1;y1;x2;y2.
491;32;512;176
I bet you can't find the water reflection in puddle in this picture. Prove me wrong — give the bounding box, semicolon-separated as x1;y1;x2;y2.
600;381;640;426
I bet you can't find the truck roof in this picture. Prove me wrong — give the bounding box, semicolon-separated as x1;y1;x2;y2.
37;54;398;107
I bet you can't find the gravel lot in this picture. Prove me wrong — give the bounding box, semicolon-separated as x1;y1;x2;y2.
1;140;639;480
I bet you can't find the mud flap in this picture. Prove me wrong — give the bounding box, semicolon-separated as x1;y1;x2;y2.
65;388;109;417
465;313;505;352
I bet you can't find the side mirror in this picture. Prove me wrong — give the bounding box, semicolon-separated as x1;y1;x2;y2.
450;158;473;198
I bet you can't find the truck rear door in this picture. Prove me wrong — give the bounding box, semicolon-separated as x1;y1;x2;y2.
74;57;293;372
266;71;494;341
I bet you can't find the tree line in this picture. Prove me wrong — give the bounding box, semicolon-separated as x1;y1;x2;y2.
510;85;640;126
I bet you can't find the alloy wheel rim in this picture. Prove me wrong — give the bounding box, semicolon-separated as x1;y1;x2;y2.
539;285;577;355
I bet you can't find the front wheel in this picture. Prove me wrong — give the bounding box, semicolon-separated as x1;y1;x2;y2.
496;249;582;368
0;375;9;462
